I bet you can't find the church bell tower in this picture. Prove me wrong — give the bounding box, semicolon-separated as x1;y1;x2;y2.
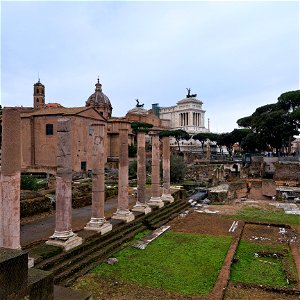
33;79;45;110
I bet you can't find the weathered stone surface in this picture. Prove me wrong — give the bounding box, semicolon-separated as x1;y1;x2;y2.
1;173;21;249
48;118;82;250
27;268;53;300
1;108;21;175
132;131;152;214
0;248;28;299
148;133;164;207
161;136;174;203
274;162;300;181
112;129;135;222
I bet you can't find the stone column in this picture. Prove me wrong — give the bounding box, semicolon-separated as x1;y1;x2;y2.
0;108;21;250
111;129;135;222
85;124;112;234
132;131;151;214
148;133;164;208
46;118;82;251
161;136;174;203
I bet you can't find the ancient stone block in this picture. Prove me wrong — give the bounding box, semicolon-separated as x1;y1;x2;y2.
0;248;28;299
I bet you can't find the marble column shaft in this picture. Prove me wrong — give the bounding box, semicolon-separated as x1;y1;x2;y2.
0;108;21;249
55;118;73;235
161;136;174;202
118;129;129;210
112;129;135;222
162;136;170;194
151;134;160;198
91;124;105;219
132;131;151;214
137;132;146;203
148;133;164;207
47;118;82;250
85;124;112;233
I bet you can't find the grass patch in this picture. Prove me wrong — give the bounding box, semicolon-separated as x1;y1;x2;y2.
225;206;300;226
231;240;297;288
92;232;231;296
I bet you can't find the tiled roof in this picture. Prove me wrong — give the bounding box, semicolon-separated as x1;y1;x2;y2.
21;107;90;117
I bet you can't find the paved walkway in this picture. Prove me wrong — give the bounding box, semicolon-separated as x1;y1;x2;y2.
20;195;138;247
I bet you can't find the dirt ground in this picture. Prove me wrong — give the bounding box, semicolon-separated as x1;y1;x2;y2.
74;201;300;300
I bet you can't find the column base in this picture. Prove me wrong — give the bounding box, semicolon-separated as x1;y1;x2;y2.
46;232;82;251
161;194;174;203
84;218;113;235
131;202;152;214
147;197;164;208
111;209;135;223
28;257;34;268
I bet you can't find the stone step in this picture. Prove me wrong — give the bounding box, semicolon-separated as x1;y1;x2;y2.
145;201;188;229
34;214;144;271
48;222;146;278
33;199;187;286
57;225;148;286
145;200;186;223
54;285;92;300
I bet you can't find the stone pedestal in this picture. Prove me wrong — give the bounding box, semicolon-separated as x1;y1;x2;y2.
132;131;151;214
148;196;165;208
84;217;112;235
112;129;135;223
148;133;164;208
47;118;82;251
132;201;152;214
0;108;21;249
161;194;174;203
28;257;35;268
46;233;82;251
161;136;174;203
85;124;112;234
112;209;135;222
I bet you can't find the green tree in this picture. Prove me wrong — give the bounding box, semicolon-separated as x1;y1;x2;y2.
159;129;190;152
237;99;298;154
193;132;212;151
170;154;186;183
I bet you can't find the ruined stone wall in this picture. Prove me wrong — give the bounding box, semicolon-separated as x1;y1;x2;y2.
228;181;247;200
248;180;263;200
261;179;276;197
227;179;270;200
273;162;300;184
185;163;220;181
20;118;32;168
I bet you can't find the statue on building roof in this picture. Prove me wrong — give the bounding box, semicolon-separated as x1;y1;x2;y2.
186;88;197;98
136;99;144;108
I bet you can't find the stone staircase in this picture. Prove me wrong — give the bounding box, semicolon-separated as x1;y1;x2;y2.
33;198;188;287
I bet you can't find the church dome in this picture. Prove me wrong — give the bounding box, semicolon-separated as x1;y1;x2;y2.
86;78;112;118
126;99;148;116
127;106;148;116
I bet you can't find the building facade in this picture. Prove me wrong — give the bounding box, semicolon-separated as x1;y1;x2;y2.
11;78;170;174
157;92;209;134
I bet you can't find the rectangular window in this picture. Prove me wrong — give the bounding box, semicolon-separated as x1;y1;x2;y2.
81;161;87;171
46;124;53;135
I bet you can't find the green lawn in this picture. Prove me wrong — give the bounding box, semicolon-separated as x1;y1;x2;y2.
231;240;297;288
225;206;300;226
92;232;232;296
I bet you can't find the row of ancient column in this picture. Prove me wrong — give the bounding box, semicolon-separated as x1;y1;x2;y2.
0;110;174;253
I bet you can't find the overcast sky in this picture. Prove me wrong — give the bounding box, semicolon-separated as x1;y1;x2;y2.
1;1;299;133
